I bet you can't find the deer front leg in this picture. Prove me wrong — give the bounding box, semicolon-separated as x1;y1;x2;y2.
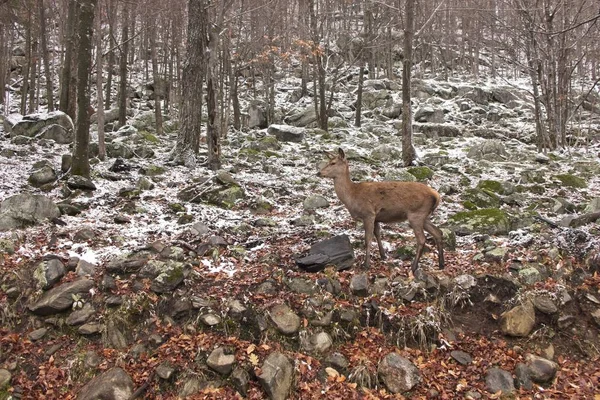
374;222;386;260
363;217;375;268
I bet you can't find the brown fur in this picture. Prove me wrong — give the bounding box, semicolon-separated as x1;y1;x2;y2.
317;148;444;271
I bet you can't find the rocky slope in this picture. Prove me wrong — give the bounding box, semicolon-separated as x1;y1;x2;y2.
1;73;600;399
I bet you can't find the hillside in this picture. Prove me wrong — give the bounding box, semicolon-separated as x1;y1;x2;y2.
2;66;600;399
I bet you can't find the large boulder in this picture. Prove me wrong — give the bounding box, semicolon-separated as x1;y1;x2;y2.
28;278;94;316
76;367;134;400
258;352;293;400
0;194;61;231
447;208;511;235
9;111;74;142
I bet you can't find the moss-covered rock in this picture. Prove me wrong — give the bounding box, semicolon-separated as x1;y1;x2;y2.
553;174;587;189
462;188;500;209
447;208;511;235
476;179;514;195
407;166;434;181
144;165;166;177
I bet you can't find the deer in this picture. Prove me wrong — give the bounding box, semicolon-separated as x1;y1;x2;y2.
317;148;444;273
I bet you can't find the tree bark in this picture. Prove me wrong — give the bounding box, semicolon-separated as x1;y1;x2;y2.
39;0;54;111
118;1;129;127
71;0;97;178
95;0;106;160
150;19;163;135
402;0;417;166
172;0;206;167
60;0;77;118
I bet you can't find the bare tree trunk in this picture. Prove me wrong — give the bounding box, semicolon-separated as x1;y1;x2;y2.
355;64;364;127
0;24;5;111
28;36;38;113
39;0;54;111
95;0;106;160
150;20;163;135
72;0;98;178
402;0;417;166
118;2;129;127
60;0;77;118
21;8;32;115
172;0;206;167
104;0;115;110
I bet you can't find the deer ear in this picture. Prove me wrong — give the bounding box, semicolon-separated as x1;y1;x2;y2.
323;150;334;159
338;148;346;160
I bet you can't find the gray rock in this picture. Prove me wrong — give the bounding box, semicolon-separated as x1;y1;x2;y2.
303;194;329;210
0;194;61;231
199;313;221;326
78;322;104;335
258;352;293;400
36;123;73;144
248;101;268;129
207;347;236;375
67;175;97;191
525;354;558;383
28;327;48;341
156;362;175;380
500;301;535;337
514;363;533;390
591;308;600;328
151;261;187;293
519;267;542;285
532;294;558;314
450;350;473;365
34;258;66;290
485;367;515;394
0;368;12;389
107;141;134;159
268;124;306;143
284;107;317;127
467;140;508;161
231;367;250;396
106;319;128;349
377;353;421;393
66;303;95;326
415;106;444;123
28;279;94;316
350;274;369;297
269;304;301;335
447;208;511;236
29;165;57;187
296;234;355;272
302;331;333;353
76;367;134;400
286;278;317;295
10;111;74;139
76;259;97;277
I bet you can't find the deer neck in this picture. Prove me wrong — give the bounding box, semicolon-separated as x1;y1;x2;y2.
332;168;356;205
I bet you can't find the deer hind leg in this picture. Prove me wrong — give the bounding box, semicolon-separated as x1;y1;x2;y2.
374;222;386;260
363;217;375;268
409;218;427;272
424;219;444;269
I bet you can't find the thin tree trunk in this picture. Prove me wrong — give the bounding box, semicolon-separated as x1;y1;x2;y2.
402;0;417;166
172;0;205;166
72;0;98;178
104;0;114;110
118;2;129;127
355;64;364;127
95;0;106;160
28;37;38;113
21;9;32;115
39;0;54;111
150;21;163;135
